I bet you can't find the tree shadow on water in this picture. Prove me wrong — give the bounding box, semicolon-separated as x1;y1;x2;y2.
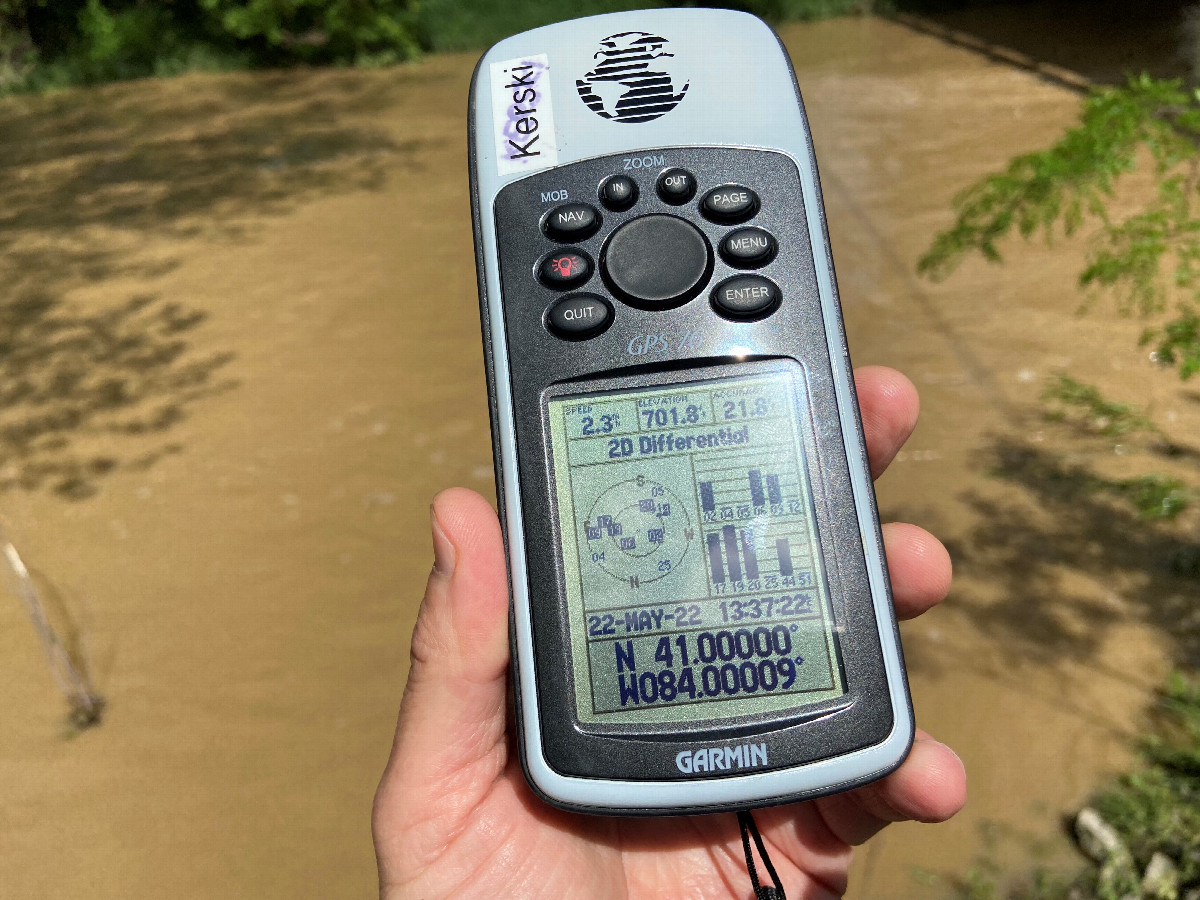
0;69;436;241
0;68;438;498
0;287;235;499
945;437;1200;669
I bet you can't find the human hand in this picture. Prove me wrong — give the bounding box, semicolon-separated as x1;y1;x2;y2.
373;366;966;899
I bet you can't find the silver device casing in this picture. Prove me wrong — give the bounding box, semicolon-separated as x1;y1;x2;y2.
469;8;913;813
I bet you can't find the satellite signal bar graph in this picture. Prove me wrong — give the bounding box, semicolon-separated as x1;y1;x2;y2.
692;447;816;593
703;524;811;590
694;450;803;521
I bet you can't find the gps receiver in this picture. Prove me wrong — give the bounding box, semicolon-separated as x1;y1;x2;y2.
468;8;913;816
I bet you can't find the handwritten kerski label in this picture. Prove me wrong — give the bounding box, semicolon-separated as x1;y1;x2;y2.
490;54;559;176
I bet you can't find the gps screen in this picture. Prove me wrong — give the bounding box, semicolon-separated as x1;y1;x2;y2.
547;367;846;725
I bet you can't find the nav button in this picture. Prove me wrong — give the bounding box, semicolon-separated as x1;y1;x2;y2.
546;293;613;340
543;203;601;242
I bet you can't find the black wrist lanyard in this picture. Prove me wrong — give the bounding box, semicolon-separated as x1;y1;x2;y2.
737;811;786;900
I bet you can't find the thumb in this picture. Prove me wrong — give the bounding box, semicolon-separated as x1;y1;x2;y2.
373;488;512;875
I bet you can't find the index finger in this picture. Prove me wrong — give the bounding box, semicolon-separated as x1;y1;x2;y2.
854;366;919;480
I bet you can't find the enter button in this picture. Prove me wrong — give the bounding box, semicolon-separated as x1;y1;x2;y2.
546;293;613;340
711;275;780;320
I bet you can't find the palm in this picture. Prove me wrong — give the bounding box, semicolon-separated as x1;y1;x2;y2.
385;743;851;899
374;368;965;900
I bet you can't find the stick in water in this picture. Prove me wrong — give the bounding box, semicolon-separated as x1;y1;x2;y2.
1;525;105;727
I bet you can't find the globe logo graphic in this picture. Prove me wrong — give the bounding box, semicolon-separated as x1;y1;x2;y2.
576;31;690;124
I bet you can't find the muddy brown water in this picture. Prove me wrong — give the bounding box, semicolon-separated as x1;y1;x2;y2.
2;15;1198;899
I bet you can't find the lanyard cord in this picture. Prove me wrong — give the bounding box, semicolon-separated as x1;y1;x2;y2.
737;810;786;900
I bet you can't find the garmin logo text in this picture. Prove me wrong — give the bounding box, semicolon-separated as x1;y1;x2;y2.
676;743;768;775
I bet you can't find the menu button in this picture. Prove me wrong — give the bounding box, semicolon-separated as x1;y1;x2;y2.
720;227;777;267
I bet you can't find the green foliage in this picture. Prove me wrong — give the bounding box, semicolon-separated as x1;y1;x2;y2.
416;0;877;54
1094;673;1200;889
1;0;893;88
1115;473;1192;521
0;0;421;92
729;0;879;20
0;0;35;91
946;674;1200;900
198;0;420;66
415;0;653;54
920;75;1200;380
1041;374;1158;437
987;444;1192;522
1032;375;1191;520
1142;306;1200;380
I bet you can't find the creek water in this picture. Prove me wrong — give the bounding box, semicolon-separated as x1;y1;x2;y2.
0;14;1197;899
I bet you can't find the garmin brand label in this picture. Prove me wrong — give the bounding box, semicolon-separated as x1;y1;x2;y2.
676;743;768;774
491;55;559;176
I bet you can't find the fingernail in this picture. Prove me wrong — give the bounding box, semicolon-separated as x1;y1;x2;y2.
431;505;456;576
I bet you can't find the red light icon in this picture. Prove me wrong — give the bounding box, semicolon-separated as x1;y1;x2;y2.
551;255;581;278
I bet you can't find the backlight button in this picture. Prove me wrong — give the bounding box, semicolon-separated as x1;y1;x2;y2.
538;250;593;289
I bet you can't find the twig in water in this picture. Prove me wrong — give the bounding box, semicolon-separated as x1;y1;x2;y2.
1;525;105;728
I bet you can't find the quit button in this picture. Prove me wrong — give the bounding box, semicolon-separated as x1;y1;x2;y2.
546;293;613;340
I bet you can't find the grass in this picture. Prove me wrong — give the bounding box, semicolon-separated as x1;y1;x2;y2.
950;673;1200;900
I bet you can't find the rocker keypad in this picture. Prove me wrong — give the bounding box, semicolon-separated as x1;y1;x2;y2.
518;159;789;339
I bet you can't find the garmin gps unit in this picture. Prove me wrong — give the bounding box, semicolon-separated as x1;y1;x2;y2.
468;8;913;815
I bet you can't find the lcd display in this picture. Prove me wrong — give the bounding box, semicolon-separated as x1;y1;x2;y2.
547;367;846;725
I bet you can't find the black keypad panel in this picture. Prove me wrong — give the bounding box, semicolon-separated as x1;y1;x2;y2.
492;147;819;347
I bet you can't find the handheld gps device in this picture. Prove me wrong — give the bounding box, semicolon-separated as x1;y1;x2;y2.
468;8;913;816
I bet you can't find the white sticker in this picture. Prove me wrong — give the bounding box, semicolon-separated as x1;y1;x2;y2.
490;54;558;177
